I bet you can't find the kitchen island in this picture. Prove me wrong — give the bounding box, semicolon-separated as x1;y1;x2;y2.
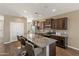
37;33;68;48
26;34;57;56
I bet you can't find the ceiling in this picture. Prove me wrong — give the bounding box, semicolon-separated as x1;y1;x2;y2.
0;3;79;19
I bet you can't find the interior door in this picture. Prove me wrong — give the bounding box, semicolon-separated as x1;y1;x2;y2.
10;22;24;42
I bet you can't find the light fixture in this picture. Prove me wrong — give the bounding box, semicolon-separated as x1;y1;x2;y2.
52;9;56;12
24;10;27;13
34;12;38;14
39;15;42;17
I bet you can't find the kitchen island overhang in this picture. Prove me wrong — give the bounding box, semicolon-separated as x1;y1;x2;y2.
25;34;57;56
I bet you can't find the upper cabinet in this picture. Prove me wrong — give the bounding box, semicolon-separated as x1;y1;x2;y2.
43;18;52;29
45;17;68;30
33;17;68;30
33;21;45;30
51;19;57;29
56;17;67;30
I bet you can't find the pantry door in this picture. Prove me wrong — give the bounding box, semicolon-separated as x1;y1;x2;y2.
10;22;24;42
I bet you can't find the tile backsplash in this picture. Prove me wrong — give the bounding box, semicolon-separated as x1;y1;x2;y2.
38;29;68;35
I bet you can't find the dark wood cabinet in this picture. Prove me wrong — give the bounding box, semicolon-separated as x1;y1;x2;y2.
44;18;52;29
50;35;68;48
45;19;51;25
33;17;68;30
51;17;67;30
56;17;67;30
51;19;57;29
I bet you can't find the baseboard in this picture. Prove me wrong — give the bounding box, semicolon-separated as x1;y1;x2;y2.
3;41;11;44
68;45;79;51
3;41;17;44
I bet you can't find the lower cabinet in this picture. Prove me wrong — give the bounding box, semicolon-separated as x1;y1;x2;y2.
50;35;68;48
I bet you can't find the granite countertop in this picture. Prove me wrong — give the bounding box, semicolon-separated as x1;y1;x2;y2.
26;34;57;48
37;32;68;37
49;34;68;37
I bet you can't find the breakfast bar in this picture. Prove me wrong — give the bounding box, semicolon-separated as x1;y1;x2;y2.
26;34;57;56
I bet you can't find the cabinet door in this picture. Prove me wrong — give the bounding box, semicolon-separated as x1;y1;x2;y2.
56;17;67;30
51;19;57;29
56;19;62;30
45;19;51;25
51;19;55;29
44;19;52;29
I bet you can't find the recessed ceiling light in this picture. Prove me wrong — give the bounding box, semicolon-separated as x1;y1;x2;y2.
52;9;56;12
24;10;27;13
